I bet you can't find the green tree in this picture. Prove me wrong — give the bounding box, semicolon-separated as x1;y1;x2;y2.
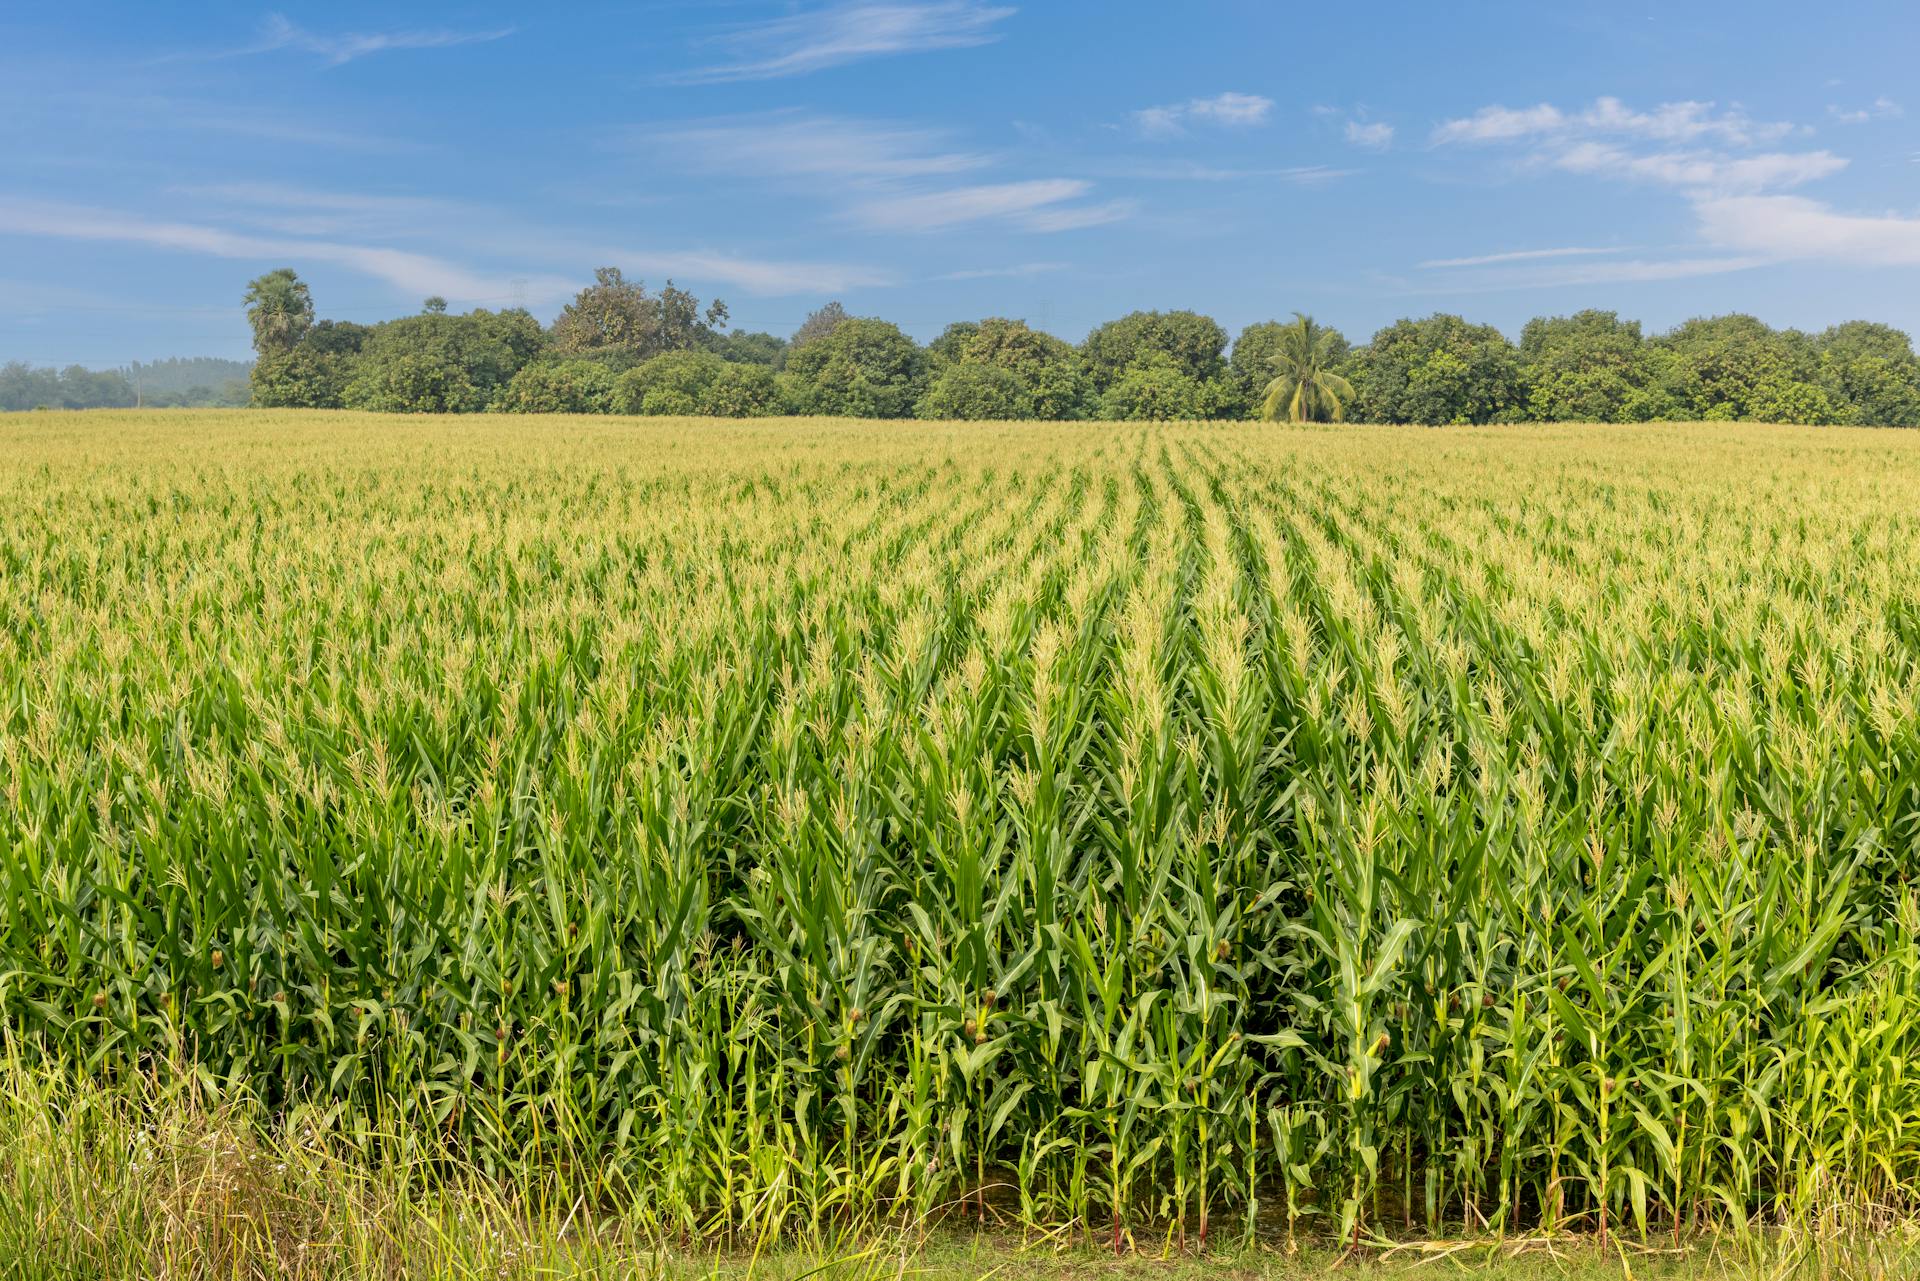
1232;320;1349;420
1815;321;1920;426
1653;315;1838;423
343;309;543;413
1258;313;1357;422
928;321;984;367
918;363;1026;419
1518;310;1662;422
422;296;448;315
251;321;371;409
709;330;787;367
701;362;783;416
1095;353;1210;420
1346;314;1523;424
1081;310;1229;391
550;269;727;369
243;269;315;357
491;360;617;414
613;351;728;416
790;301;850;352
781;318;929;418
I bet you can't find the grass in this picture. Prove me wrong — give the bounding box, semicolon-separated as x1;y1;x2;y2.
2;410;1919;1276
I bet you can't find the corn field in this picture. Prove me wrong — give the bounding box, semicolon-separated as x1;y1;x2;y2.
3;410;1920;1250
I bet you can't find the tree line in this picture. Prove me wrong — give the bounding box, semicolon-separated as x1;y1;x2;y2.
0;357;251;412
240;266;1920;425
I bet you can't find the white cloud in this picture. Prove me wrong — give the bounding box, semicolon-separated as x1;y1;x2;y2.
1433;97;1795;147
1828;97;1902;124
644;111;1124;236
1413;94;1920;286
605;250;896;295
1345;120;1394;149
670;2;1013;84
1093;161;1355;183
248;14;513;66
649;114;988;180
0;197;887;303
1418;246;1627;269
937;261;1067;280
1401;255;1769;295
1133;92;1274;138
1694;194;1920;266
852;179;1126;232
1550;142;1847;194
1431;103;1567;144
0;199;568;302
1188;92;1274;127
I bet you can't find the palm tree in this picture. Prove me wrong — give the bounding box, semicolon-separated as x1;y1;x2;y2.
243;269;315;357
1261;313;1355;422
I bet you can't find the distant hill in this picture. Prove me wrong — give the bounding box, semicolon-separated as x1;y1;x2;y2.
122;357;252;398
0;358;252;410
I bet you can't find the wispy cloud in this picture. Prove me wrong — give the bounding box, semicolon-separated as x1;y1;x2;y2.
0;198;570;302
1828;96;1902;124
1422;94;1920;280
604;249;896;294
1396;254;1768;295
1432;97;1796;147
648;113;988;180
0;197;889;303
1549;141;1847;195
937;261;1068;280
669;1;1013;84
1418;246;1629;269
1694;195;1920;267
1091;161;1355;184
1132;92;1273;138
240;14;514;66
852;180;1127;232
178;182;460;236
1315;106;1393;150
643;110;1126;235
1431;96;1840;198
1345;120;1394;150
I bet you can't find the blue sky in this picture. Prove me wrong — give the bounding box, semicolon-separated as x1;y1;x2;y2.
4;0;1919;366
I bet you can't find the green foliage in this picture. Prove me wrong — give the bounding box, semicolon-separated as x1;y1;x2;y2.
789;300;850;352
780;317;929;418
1652;315;1838;423
609;352;782;417
252;321;369;409
919;317;1089;420
116;277;1920;424
708;330;788;368
1817;322;1920;426
550;268;729;369
0;362;136;410
1094;352;1236;420
1258;314;1356;423
1233;321;1349;420
613;351;725;415
242;269;314;357
927;321;983;367
917;363;1026;419
1347;313;1524;424
343;310;543;413
1519;310;1662;422
1081;309;1230;390
702;362;783;416
491;360;618;414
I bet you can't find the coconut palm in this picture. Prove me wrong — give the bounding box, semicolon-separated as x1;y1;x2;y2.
1261;312;1356;422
